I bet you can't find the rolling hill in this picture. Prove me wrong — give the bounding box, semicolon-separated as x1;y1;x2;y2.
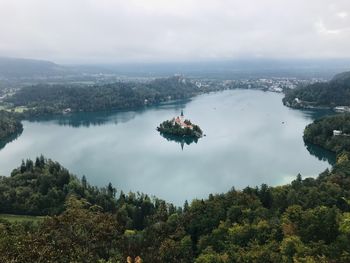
0;57;71;78
283;71;350;108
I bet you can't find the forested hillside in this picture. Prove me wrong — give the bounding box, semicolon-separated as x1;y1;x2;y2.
283;71;350;108
0;156;119;215
5;76;200;115
0;110;23;141
304;114;350;153
1;154;350;262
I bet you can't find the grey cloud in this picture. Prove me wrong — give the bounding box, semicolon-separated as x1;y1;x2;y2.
0;0;349;63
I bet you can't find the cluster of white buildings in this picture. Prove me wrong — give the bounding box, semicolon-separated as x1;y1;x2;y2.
334;106;350;113
194;77;326;93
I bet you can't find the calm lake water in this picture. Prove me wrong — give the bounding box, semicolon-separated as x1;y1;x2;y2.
0;90;335;205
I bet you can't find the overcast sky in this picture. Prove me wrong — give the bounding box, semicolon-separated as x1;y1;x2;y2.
0;0;349;63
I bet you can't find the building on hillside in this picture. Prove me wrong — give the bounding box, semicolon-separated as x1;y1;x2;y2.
333;130;343;136
63;108;72;114
334;106;350;113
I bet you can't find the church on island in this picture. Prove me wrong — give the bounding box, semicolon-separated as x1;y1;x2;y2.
157;110;203;139
173;110;193;130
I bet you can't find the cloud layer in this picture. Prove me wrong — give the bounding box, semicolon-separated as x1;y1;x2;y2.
0;0;349;63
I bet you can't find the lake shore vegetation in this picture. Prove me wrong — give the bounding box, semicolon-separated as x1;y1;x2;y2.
1;153;350;262
0;110;23;142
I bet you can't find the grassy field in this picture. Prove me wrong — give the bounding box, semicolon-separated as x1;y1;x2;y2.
13;106;29;113
0;104;29;113
0;214;45;223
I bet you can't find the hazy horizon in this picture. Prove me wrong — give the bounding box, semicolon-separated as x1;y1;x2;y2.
0;0;349;64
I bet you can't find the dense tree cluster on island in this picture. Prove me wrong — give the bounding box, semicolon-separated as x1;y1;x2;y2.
1;153;350;262
283;71;350;109
157;119;203;138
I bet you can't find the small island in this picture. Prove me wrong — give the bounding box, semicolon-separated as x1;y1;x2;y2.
157;110;203;139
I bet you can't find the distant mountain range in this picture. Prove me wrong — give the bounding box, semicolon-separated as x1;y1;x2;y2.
0;57;71;78
1;56;350;80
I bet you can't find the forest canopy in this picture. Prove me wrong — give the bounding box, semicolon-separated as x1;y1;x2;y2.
5;76;201;116
283;71;350;108
0;110;23;142
157;119;203;138
304;113;350;154
1;153;350;262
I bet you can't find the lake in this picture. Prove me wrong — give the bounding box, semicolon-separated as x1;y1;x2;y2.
0;89;335;205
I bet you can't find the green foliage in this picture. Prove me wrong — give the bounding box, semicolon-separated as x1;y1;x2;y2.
157;118;203;138
0;213;44;224
280;236;305;262
0;110;23;142
0;156;117;215
195;247;228;263
283;71;350;108
340;212;350;235
0;196;123;263
1;155;350;262
303;113;350;154
6;76;200;116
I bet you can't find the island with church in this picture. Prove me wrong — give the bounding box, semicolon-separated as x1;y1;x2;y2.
157;110;203;139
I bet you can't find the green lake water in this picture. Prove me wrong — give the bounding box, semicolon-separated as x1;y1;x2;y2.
0;90;335;205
